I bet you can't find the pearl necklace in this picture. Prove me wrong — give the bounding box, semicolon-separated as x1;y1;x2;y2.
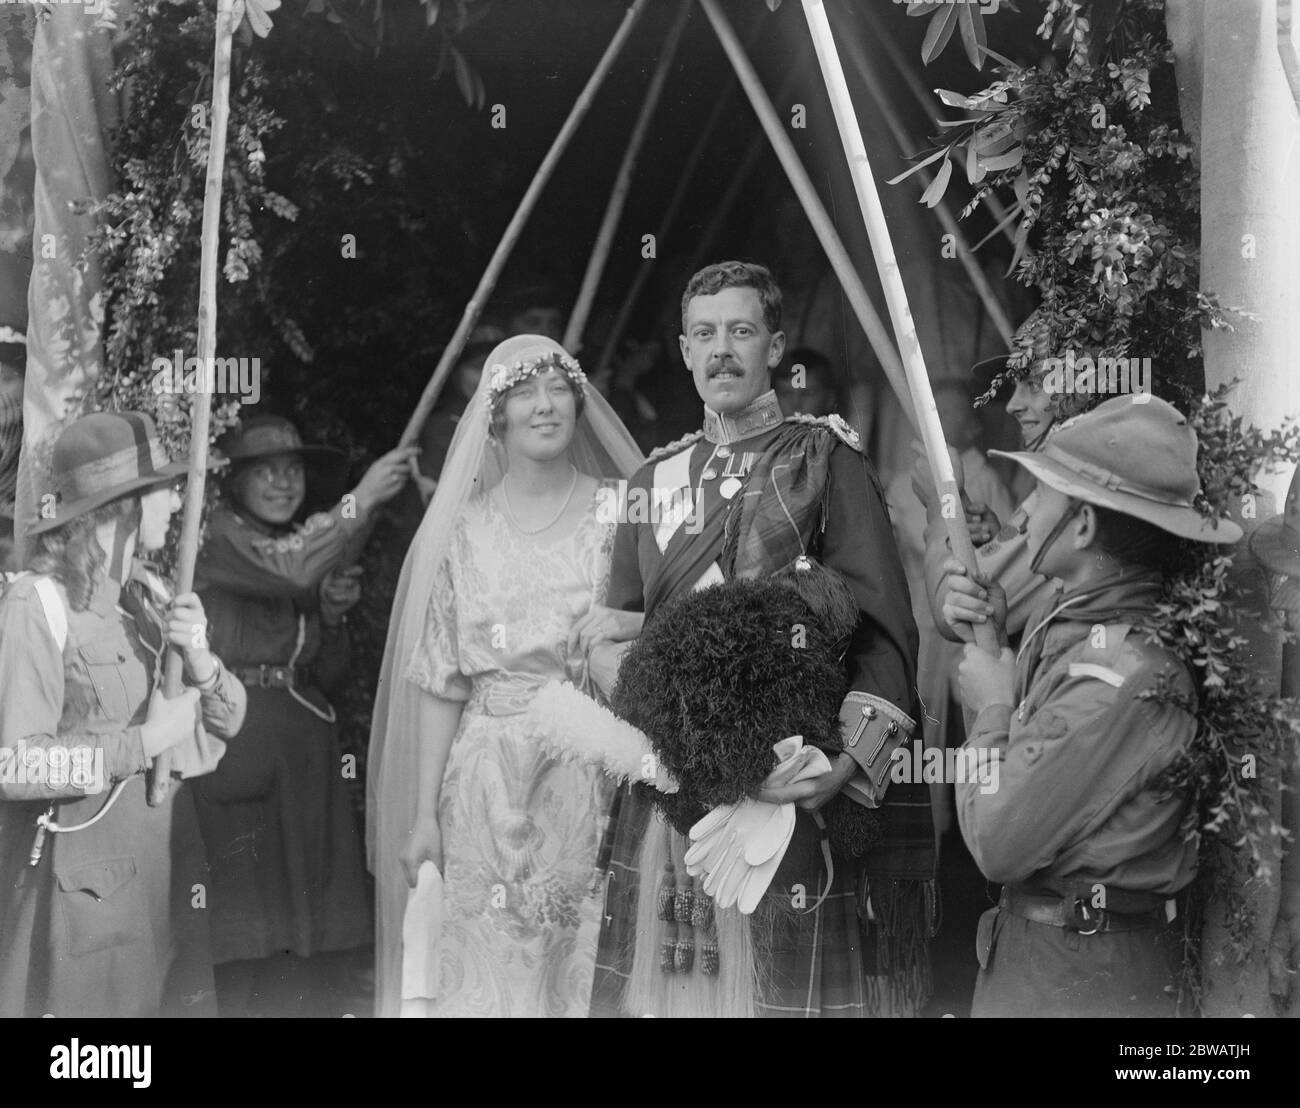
502;464;580;535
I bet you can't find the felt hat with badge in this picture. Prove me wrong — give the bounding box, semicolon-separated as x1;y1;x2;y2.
989;394;1243;545
28;411;187;537
216;414;349;503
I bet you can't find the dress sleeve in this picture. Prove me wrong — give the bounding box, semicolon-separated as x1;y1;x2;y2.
404;554;472;702
605;476;647;613
0;587;149;801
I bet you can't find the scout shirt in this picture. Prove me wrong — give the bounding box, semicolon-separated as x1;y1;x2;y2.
0;571;246;1017
955;572;1199;902
196;499;369;608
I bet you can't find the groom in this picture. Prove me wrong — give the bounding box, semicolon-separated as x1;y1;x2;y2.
589;261;933;1017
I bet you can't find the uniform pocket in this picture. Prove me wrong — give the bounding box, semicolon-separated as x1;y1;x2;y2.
55;856;146;956
74;637;136;722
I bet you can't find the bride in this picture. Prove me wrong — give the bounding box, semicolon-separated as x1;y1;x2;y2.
367;334;644;1017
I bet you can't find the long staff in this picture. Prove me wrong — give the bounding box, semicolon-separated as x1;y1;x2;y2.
149;0;239;805
827;4;1014;347
564;0;693;355
399;0;649;447
800;0;998;654
697;0;917;432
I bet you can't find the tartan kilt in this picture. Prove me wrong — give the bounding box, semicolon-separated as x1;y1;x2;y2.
591;784;873;1017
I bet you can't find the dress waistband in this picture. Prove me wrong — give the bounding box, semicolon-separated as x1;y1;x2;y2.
465;674;549;717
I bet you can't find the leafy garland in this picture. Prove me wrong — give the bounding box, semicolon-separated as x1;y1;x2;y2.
900;0;1300;1005
83;0;490;800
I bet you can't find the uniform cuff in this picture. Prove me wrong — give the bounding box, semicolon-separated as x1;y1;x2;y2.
967;704;1013;746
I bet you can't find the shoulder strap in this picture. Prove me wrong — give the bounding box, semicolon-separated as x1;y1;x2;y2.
32;575;68;653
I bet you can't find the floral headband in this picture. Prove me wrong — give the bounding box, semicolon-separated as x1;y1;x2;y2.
485;350;587;426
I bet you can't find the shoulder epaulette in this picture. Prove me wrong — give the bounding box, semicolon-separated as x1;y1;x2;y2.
781;412;862;453
645;429;705;466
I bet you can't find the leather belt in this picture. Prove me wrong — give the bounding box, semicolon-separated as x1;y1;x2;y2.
999;887;1164;935
236;663;316;690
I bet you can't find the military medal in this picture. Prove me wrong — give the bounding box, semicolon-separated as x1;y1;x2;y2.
720;477;742;500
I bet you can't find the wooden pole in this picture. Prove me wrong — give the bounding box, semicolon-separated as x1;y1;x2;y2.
591;37;756;384
564;0;693;356
149;0;238;805
828;5;1015;347
697;0;916;431
800;0;997;654
399;0;649;448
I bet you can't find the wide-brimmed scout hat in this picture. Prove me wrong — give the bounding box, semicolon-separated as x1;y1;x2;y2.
989;394;1243;544
28;411;187;536
216;414;349;498
1248;464;1300;577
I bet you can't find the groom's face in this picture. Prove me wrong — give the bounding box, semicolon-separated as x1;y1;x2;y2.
679;286;784;415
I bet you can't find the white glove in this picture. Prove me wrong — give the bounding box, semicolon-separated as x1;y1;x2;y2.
684;737;832;915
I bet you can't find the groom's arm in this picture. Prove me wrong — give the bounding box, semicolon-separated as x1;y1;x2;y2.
821;443;921;794
605;513;645;614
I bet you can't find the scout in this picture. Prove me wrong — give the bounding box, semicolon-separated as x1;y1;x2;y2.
948;394;1240;1016
0;411;248;1017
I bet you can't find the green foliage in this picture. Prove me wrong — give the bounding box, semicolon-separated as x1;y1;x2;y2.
896;0;1222;412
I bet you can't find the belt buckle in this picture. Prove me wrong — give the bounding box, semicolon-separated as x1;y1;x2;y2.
1069;897;1102;936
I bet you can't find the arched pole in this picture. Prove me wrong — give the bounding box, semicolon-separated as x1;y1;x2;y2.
398;0;650;448
697;0;917;432
565;0;693;356
150;0;239;804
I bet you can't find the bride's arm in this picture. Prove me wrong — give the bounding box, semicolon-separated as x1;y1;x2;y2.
400;690;464;885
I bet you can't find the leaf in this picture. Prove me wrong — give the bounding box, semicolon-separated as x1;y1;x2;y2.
765;0;782;10
980;148;1023;171
1005;219;1031;276
906;2;943;15
921;4;960;65
935;87;980;109
425;0;439;28
886;145;950;185
242;0;281;39
966;140;984;185
977;44;1017;69
1012;168;1029;206
451;45;476;108
919;156;953;208
957;3;987;71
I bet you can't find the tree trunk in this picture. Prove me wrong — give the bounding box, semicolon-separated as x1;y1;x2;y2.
1169;0;1300;1017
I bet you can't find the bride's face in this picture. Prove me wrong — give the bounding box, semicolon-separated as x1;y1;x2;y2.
499;368;578;463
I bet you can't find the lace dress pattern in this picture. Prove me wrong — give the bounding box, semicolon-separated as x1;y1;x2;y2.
405;484;616;1017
